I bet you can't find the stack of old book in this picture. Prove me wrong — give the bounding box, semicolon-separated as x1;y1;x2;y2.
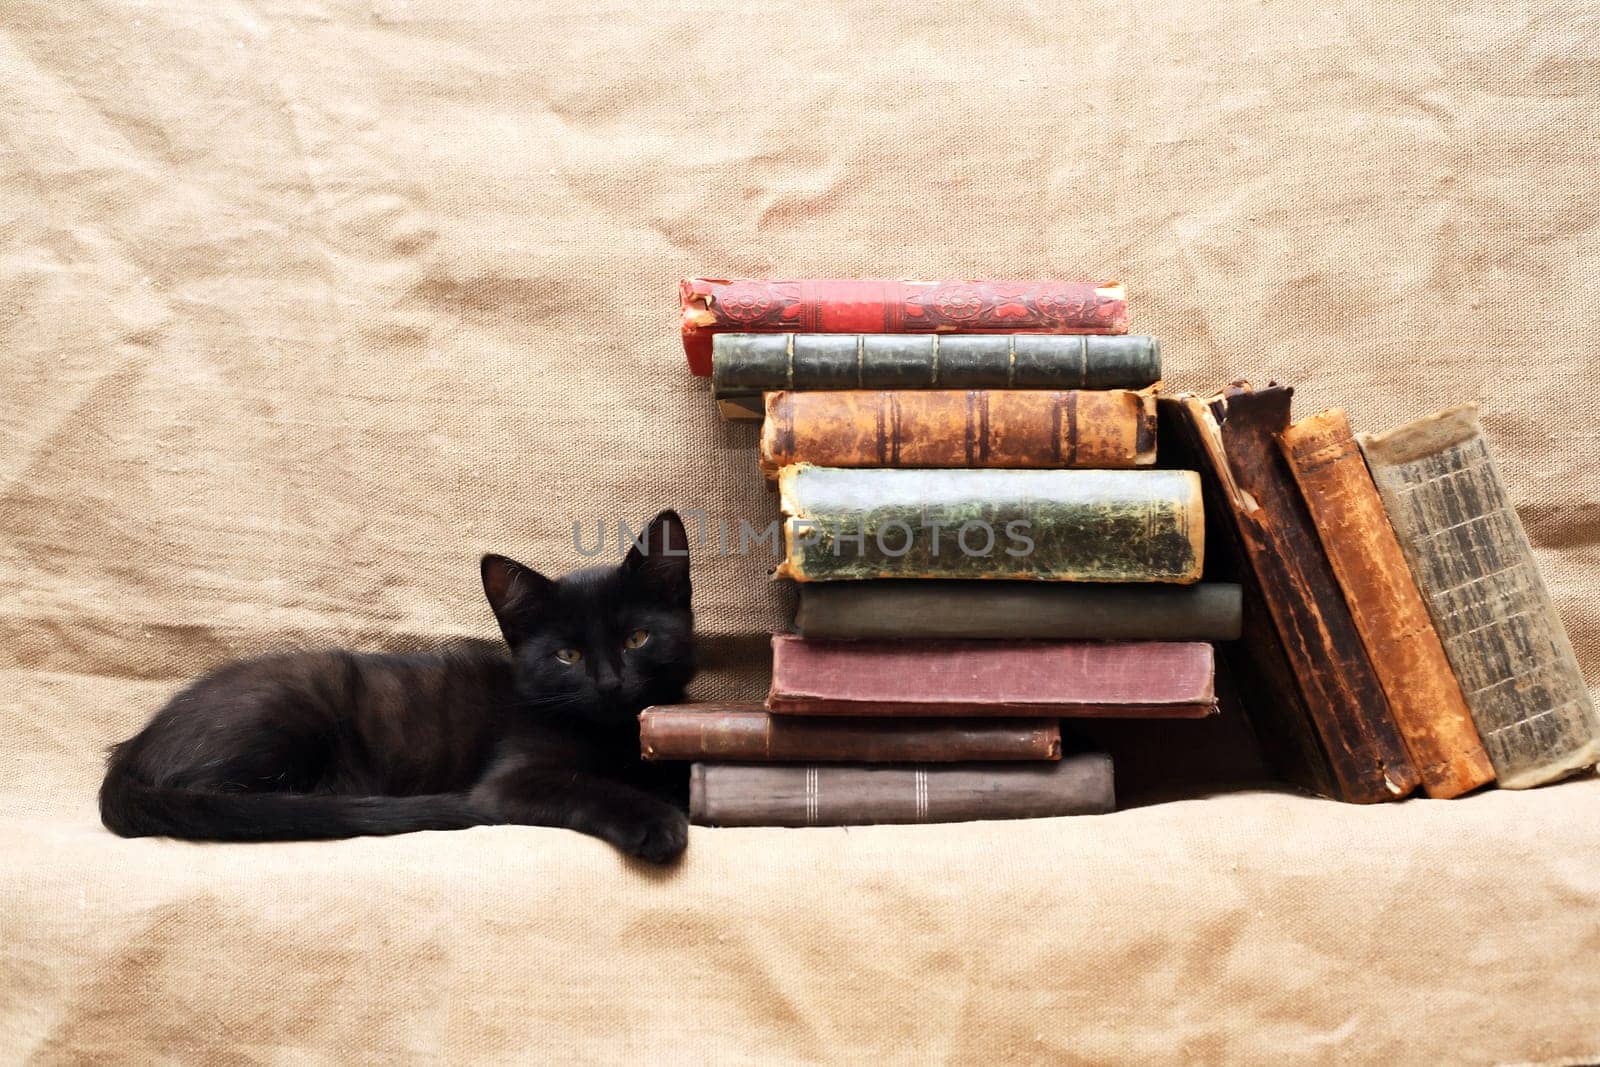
643;279;1252;827
1162;383;1600;802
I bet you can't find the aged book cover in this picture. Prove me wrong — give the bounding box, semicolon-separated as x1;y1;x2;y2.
774;465;1204;582
794;581;1242;641
1360;404;1600;788
712;332;1161;418
767;635;1216;717
1160;386;1419;803
758;388;1157;476
1280;408;1495;798
679;279;1128;375
688;754;1115;827
639;704;1061;762
1158;396;1337;799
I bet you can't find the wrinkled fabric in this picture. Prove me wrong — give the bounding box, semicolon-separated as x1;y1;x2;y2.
1;1;1598;1062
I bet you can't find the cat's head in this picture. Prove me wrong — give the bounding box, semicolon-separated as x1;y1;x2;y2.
480;509;695;727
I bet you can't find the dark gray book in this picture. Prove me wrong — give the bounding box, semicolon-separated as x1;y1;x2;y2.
712;332;1160;419
794;581;1242;640
688;754;1114;826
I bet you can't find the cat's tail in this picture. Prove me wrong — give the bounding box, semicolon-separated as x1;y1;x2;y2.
99;761;492;842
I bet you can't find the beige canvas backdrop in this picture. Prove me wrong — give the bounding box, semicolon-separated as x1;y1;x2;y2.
3;1;1599;1063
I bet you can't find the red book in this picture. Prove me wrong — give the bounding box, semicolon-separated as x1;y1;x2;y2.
766;635;1216;718
679;278;1129;376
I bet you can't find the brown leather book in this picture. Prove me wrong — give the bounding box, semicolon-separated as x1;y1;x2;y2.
688;754;1115;827
1158;396;1336;799
758;388;1157;477
1279;408;1495;798
766;634;1216;717
1160;386;1419;803
1361;404;1600;788
639;704;1062;762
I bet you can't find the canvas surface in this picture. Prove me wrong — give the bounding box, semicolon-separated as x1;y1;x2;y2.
2;1;1598;1062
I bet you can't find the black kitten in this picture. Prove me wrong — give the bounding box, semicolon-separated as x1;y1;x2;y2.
99;510;696;863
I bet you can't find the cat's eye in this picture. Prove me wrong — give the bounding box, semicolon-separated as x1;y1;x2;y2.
624;629;650;650
554;648;582;664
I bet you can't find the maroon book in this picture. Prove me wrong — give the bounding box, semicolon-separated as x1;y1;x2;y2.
766;636;1216;717
640;704;1061;762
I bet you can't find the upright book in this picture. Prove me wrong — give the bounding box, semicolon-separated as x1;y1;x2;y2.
689;755;1115;827
1279;408;1495;798
758;389;1157;475
1160;385;1419;803
679;279;1128;375
767;635;1216;718
774;465;1204;582
793;581;1243;641
1161;394;1335;797
712;332;1160;418
1360;404;1600;788
639;704;1062;762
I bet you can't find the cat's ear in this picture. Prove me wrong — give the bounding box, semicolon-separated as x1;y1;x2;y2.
622;509;691;607
481;553;555;647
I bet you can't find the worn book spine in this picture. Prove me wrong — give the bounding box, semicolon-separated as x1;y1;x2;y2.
793;581;1243;641
774;465;1204;583
758;389;1157;476
1174;386;1419;802
1360;405;1600;788
767;635;1216;717
711;333;1161;416
639;704;1061;762
688;754;1115;827
1279;408;1495;798
679;279;1129;376
1157;395;1338;799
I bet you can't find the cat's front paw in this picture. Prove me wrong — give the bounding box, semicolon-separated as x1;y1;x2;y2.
615;806;688;865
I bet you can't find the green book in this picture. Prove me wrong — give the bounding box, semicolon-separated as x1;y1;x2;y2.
774;465;1204;582
712;333;1161;420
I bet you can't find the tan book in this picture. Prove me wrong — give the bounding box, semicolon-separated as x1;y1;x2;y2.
1360;404;1600;787
1279;408;1495;798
